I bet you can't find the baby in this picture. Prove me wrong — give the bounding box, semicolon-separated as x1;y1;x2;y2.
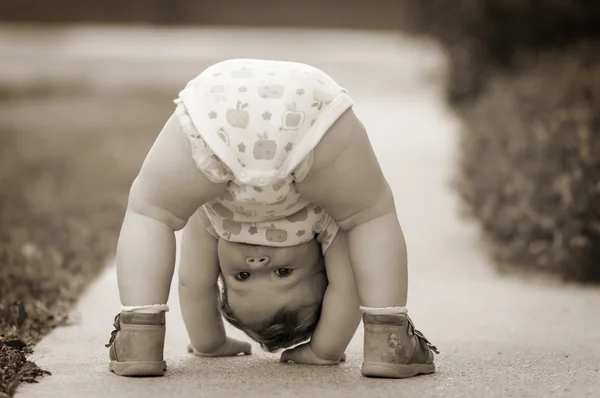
179;208;359;364
105;58;439;378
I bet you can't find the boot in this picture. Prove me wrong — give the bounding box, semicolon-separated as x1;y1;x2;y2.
106;312;167;377
361;312;439;378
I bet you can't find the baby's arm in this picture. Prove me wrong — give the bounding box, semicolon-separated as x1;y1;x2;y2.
179;212;251;356
309;231;361;360
280;231;361;364
117;111;227;306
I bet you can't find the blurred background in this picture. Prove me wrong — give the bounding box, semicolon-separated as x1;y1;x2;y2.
1;1;599;396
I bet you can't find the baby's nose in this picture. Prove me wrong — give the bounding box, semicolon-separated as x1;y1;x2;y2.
245;255;271;267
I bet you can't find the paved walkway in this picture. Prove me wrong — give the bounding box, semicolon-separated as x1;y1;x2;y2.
9;25;600;398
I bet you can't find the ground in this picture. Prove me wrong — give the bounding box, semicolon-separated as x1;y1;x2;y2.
2;25;599;398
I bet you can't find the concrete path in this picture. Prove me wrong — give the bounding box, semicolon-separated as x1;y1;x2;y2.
10;25;600;398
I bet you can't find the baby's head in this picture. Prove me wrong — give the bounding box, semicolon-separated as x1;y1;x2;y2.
217;238;328;352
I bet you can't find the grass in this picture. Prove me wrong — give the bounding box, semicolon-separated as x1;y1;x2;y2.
0;84;174;396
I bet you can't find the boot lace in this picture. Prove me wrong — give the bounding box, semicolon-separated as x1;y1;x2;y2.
105;313;121;348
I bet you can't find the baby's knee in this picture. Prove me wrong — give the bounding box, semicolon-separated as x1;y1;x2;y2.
127;178;188;231
337;184;396;231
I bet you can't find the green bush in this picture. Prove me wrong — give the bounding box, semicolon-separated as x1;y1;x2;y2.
397;0;600;102
396;1;600;281
454;43;600;281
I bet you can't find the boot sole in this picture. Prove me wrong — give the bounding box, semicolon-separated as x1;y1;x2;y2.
109;360;167;377
361;362;435;378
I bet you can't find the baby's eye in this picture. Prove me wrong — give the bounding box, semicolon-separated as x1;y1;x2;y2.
234;272;252;281
274;268;293;278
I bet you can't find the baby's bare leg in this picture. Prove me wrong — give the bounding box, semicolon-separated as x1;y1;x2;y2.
296;109;407;308
117;112;227;306
296;109;440;378
178;212;228;353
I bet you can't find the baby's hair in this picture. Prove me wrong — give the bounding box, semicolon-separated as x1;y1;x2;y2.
219;278;322;352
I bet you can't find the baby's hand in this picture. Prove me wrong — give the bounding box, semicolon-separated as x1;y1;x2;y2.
187;337;252;357
280;342;346;365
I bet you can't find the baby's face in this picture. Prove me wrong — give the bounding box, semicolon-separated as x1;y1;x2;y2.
218;239;327;330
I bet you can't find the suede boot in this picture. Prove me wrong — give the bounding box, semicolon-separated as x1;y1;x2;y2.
361;313;439;378
106;312;167;377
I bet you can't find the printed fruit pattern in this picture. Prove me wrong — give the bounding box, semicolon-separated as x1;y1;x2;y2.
265;224;288;243
258;84;285;99
272;195;287;206
282;103;305;131
317;229;332;247
312;88;334;110
206;84;228;95
231;67;253;78
205;84;228;103
226;101;250;128
211;202;234;219
253;132;277;160
217;128;230;146
286;207;308;223
222;219;242;237
230;205;258;218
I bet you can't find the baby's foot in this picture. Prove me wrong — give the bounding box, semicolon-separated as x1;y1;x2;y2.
106;312;167;377
361;312;439;378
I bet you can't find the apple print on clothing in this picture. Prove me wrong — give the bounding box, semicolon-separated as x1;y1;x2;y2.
318;229;332;247
205;84;228;103
208;111;217;119
211;202;234;218
258;84;285;99
272;195;287;205
296;89;305;96
238;143;246;153
282;103;305;131
284;143;293;153
231;204;257;218
248;226;258;235
265;224;288;243
253;132;277;160
286;207;308;223
226;101;250;128
231;68;253;78
222;219;242;237
262;111;272;121
238;86;248;93
313;206;323;214
312;88;334;110
206;84;227;95
217;128;230;146
296;230;306;237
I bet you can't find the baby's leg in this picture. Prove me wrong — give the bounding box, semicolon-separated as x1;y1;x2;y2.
297;109;438;378
178;211;227;353
108;112;226;376
297;109;407;308
117;112;227;307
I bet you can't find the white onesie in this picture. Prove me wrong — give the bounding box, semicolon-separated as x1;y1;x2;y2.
175;59;354;253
